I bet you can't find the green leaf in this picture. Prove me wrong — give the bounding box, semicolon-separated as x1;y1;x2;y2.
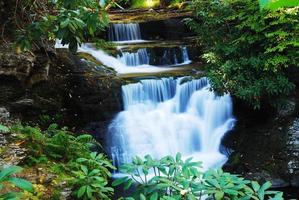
260;181;271;191
0;166;23;181
215;191;224;200
140;194;146;200
150;192;158;200
86;185;93;198
251;181;260;192
77;185;87;198
112;177;129;186
80;165;88;175
124;179;133;190
8;177;34;192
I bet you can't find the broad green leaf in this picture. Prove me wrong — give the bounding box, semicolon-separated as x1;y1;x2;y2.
77;185;87;198
215;191;224;200
140;193;146;200
0;166;23;181
8;177;34;192
150;192;158;200
112;177;129;186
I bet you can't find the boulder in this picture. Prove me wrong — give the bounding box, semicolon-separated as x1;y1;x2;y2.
0;46;125;128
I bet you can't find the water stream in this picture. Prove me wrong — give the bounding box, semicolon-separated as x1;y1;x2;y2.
117;46;191;67
108;77;236;170
108;23;143;42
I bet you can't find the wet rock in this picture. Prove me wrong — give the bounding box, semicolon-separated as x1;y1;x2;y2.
60;187;72;200
245;171;290;188
271;178;290;188
290;170;299;187
0;133;8;146
0;142;27;167
0;46;124;127
0;47;35;80
0;107;10;121
277;99;296;118
287;118;299;188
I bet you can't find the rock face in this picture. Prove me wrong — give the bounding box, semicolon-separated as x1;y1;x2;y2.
287;118;299;187
0;45;124;128
140;17;194;40
223;97;299;191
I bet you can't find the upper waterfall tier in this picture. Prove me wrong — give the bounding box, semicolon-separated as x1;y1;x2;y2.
108;77;236;169
108;23;142;42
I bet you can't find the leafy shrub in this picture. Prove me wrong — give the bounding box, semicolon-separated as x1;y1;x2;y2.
259;0;299;10
113;153;283;199
76;152;116;180
0;166;34;200
70;152;115;200
9;123;115;199
0;124;9;134
16;0;109;53
186;0;299;108
12;123;98;165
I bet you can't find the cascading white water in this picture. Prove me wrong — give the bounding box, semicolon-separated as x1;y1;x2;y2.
160;46;191;66
117;46;191;67
108;77;236;170
108;23;142;42
117;48;150;66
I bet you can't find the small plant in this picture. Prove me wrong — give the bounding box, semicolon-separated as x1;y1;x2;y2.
113;153;284;200
71;165;114;199
0;124;9;134
76;152;116;179
11;123;98;165
0;166;34;200
69;152;115;199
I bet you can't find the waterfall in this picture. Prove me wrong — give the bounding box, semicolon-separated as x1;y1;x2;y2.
117;48;150;66
161;46;191;66
117;46;191;67
108;77;236;170
108;23;142;42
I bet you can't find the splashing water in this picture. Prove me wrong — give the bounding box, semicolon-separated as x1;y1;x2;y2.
108;77;236;170
117;47;191;67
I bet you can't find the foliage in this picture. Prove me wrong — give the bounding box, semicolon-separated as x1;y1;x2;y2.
93;39;116;54
9;123;115;199
113;153;284;199
22;184;47;200
76;152;116;180
0;124;9;134
70;152;115;200
186;0;299;108
11;123;97;165
37;114;62;128
0;166;34;200
16;0;109;53
131;0;161;8
259;0;299;10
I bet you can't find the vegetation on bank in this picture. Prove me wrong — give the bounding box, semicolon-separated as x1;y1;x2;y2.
0;123;114;199
16;0;109;53
186;0;299;109
0;123;284;199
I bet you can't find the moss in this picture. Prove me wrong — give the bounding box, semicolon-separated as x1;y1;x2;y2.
108;8;192;23
77;52;103;66
119;37;197;52
120;63;204;79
